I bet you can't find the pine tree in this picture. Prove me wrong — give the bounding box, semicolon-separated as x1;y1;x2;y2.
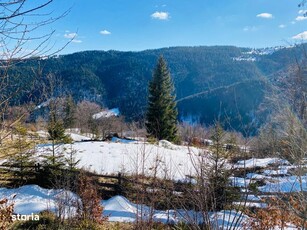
46;107;71;166
146;56;178;142
7;123;36;185
40;100;73;187
63;95;76;129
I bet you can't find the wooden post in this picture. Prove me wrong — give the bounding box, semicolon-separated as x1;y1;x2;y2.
117;173;122;195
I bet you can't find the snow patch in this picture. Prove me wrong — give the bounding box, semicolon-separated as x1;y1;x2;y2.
0;185;78;217
235;158;290;168
92;108;120;119
0;185;249;227
158;140;180;150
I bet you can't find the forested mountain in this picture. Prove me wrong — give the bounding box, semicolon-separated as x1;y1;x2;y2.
7;44;307;134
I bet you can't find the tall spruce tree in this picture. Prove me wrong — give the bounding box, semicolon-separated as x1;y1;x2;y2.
146;56;178;141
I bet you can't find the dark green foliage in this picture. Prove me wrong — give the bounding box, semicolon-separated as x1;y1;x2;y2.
7;124;36;185
65;144;81;171
39;100;74;187
208;123;240;210
47;100;71;144
6;44;307;133
146;56;178;141
63;95;76;129
47;119;66;142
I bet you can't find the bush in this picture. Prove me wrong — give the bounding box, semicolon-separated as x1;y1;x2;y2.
11;211;59;230
0;198;14;229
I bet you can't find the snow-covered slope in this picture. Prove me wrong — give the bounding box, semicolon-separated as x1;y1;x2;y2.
0;185;249;228
0;185;78;217
37;140;201;181
35;140;307;191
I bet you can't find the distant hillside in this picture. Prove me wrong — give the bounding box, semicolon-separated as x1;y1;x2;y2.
7;44;307;134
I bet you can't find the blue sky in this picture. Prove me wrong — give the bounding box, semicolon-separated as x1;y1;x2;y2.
27;0;307;54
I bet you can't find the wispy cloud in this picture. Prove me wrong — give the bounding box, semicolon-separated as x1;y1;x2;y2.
278;24;286;29
256;13;273;19
100;30;111;35
295;9;307;21
296;16;307;21
72;39;82;43
64;32;77;39
292;31;307;40
64;32;82;43
243;26;258;32
151;11;169;20
298;10;307;15
155;4;167;8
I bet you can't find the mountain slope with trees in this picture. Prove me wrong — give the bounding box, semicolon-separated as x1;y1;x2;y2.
6;44;307;134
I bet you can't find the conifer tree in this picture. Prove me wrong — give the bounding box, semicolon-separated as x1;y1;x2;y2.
63;95;76;129
146;56;178;141
40;99;73;187
46;104;71;166
7;123;36;185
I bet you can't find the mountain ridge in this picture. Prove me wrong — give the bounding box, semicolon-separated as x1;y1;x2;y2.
7;44;307;134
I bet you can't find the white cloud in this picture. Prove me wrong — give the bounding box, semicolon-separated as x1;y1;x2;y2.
292;31;307;40
100;30;111;35
72;39;82;43
64;32;82;43
64;32;77;39
298;10;307;15
296;16;307;21
151;11;169;20
256;13;273;19
278;24;286;28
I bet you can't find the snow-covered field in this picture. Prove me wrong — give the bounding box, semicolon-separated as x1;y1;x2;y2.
34;139;307;193
1;137;306;228
36;140;201;181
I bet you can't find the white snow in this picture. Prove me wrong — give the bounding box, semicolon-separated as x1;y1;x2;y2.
102;196;138;222
158;140;181;150
0;185;249;228
263;169;288;176
246;173;266;179
92;108;120;119
34;141;307;193
35;98;54;110
36;141;201;181
259;175;307;193
0;185;78;217
36;130;49;139
235;158;290;168
66;132;91;142
1;139;306;228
